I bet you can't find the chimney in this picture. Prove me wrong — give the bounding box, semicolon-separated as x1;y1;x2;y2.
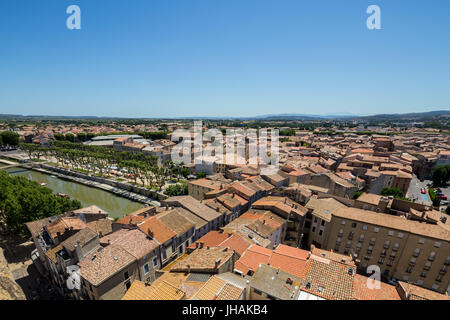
199;242;204;249
245;280;250;300
187;264;191;273
206;246;210;250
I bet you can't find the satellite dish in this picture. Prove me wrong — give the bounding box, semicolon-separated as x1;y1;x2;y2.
66;265;80;275
66;270;81;290
66;265;81;290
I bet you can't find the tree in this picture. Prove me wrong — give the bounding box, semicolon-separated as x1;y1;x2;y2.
353;191;363;199
164;181;188;196
0;171;81;236
65;133;75;143
197;171;207;179
54;133;65;141
381;187;404;199
432;165;450;187
446;205;450;215
428;188;441;207
76;132;87;142
1;131;19;146
0;135;3;146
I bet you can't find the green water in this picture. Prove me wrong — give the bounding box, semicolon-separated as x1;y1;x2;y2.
1;163;143;219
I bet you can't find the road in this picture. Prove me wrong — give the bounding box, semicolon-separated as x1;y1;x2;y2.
407;175;432;206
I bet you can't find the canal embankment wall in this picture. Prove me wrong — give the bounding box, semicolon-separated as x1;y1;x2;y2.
1;156;167;206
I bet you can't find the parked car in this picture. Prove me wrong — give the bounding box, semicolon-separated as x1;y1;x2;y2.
438;195;447;200
421;188;426;194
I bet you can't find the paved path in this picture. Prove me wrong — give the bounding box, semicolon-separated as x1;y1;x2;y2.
407;175;432;205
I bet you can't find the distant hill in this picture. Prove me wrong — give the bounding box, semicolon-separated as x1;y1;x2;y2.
351;110;449;121
0;110;448;122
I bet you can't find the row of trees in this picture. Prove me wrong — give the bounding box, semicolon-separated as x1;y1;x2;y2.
0;131;19;146
53;131;168;143
0;171;82;236
19;141;186;191
428;188;441;207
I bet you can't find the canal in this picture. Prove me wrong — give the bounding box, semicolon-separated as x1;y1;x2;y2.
1;163;144;219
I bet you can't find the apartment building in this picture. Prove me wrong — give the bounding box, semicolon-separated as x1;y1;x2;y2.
162;195;225;233
188;178;226;200
323;207;450;294
79;244;139;300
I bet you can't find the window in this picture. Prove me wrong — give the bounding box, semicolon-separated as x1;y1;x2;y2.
410;258;416;266
445;257;450;266
378;257;385;264
152;257;158;267
362;225;368;231
420;272;427;278
344;249;350;255
346;241;351;248
387;259;394;267
367;246;373;254
321;220;325;226
336;237;342;244
351;223;357;228
432;284;439;291
370;237;376;245
413;248;420;257
418;238;425;244
424;262;432;271
341;220;346;225
348;232;354;240
434;242;441;248
338;229;344;236
162;250;167;260
384;241;390;249
359;234;365;242
406;266;413;273
124;271;130;280
436;275;443;283
125;280;131;290
144;263;149;275
374;227;379;233
397;233;404;239
388;230;394;236
417;279;423;286
314;217;318;223
319;230;323;236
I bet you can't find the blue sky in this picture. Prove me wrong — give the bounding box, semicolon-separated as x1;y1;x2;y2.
0;0;449;118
